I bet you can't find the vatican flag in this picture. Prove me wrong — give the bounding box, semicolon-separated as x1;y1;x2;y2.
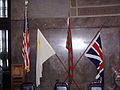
36;29;55;87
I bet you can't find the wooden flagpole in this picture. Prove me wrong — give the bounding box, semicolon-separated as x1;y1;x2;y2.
55;54;68;71
55;54;80;89
68;1;71;90
66;0;81;89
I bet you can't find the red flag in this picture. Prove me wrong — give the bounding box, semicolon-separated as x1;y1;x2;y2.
22;3;30;72
66;17;73;84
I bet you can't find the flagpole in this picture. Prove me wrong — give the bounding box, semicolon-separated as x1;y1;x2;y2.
67;0;82;89
55;54;80;89
25;0;28;24
24;0;29;82
66;17;71;90
55;54;68;71
68;0;72;89
68;2;72;89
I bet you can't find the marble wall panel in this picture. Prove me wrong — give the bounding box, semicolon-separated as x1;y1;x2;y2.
11;18;120;89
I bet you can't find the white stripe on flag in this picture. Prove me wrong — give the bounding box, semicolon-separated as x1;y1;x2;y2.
96;69;104;79
85;54;103;63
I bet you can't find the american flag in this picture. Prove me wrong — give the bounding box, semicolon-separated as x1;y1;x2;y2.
85;33;104;81
22;4;30;72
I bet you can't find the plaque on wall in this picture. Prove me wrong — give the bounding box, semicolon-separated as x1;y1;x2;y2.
11;64;24;77
11;64;25;90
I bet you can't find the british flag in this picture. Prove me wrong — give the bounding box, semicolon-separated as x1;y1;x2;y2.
85;33;104;80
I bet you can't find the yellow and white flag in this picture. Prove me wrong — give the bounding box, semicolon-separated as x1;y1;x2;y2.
36;29;55;87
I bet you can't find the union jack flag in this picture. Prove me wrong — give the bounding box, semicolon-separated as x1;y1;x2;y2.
85;33;104;81
22;4;30;72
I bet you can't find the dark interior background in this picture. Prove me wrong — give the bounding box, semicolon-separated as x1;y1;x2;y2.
11;0;120;90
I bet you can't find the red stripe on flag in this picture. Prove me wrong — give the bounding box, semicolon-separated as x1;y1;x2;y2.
93;43;103;59
66;17;73;84
69;75;73;79
22;23;30;72
98;62;104;71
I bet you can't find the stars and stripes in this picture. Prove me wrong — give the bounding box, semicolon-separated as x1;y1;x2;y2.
22;2;30;72
85;33;104;80
66;17;74;84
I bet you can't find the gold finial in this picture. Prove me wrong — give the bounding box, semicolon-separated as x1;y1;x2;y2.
25;0;28;6
25;66;30;72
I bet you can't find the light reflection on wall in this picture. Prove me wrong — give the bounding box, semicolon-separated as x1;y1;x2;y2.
62;38;86;50
72;38;86;50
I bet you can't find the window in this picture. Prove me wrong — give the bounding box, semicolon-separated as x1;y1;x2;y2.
0;0;8;18
0;0;10;89
0;30;8;67
0;30;2;67
0;30;2;52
